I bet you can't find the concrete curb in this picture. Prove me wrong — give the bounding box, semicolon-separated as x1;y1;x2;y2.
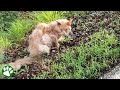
100;63;120;79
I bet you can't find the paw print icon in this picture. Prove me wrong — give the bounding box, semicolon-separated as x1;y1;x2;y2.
2;66;15;78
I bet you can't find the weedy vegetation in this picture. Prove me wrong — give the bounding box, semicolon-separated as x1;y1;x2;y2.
0;11;120;79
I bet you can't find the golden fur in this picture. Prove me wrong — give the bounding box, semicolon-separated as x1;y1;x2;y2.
8;18;73;71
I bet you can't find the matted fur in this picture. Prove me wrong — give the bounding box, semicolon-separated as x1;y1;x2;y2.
8;18;73;71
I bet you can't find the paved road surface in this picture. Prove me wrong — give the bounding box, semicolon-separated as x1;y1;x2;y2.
100;63;120;79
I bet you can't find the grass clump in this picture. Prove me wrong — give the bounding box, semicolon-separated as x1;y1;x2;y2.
0;31;11;49
8;19;34;44
0;30;11;63
7;11;66;45
31;11;65;24
33;30;120;79
0;11;19;31
0;48;5;63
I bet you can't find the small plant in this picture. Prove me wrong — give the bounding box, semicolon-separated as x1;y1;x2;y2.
0;48;5;63
64;11;88;17
0;31;11;49
31;11;65;24
34;30;120;79
63;36;72;43
1;11;120;79
8;19;34;44
0;31;10;64
0;11;19;31
0;64;7;79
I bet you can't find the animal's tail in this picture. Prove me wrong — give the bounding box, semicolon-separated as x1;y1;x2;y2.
8;56;50;71
8;57;34;71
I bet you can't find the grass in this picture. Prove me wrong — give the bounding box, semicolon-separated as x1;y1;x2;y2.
31;11;66;24
0;48;5;63
60;36;71;43
7;11;66;45
0;30;11;49
0;11;120;79
0;64;7;79
0;11;67;46
0;11;19;31
0;31;11;64
33;30;120;79
64;11;88;17
0;11;67;76
0;11;66;65
8;19;34;44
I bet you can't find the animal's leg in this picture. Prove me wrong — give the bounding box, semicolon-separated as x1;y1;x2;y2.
33;55;50;71
50;35;60;49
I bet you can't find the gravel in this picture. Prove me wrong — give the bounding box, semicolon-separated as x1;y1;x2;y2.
100;60;120;79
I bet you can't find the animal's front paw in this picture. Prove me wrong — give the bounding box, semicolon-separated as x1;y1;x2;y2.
42;65;50;72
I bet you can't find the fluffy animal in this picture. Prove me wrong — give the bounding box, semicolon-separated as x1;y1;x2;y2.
8;18;73;71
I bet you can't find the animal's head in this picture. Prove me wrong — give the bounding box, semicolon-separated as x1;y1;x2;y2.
56;18;73;37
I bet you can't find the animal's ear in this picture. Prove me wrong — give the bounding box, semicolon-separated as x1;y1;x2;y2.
67;17;73;23
56;21;61;26
67;20;72;26
67;17;72;26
